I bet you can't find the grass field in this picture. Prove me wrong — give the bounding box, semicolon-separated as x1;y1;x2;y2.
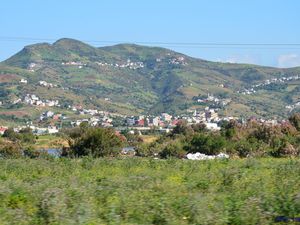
34;135;68;150
0;158;299;224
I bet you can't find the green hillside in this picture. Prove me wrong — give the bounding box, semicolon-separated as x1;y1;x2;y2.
1;38;300;123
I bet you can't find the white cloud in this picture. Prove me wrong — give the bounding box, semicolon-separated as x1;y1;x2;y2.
277;54;300;68
216;55;258;65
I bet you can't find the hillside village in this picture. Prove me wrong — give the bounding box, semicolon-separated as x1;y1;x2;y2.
1;70;298;136
237;74;300;95
1;76;236;135
0;93;282;138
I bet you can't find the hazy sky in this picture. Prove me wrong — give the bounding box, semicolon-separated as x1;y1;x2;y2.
1;0;300;67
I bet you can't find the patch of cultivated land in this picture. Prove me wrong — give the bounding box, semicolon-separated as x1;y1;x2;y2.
0;158;299;224
34;135;68;149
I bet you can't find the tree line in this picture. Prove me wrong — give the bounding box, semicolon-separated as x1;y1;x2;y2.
1;114;300;158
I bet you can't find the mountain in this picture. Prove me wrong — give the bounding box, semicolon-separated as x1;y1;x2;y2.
1;38;300;124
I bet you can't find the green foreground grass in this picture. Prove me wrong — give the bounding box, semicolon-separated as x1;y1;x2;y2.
0;158;299;224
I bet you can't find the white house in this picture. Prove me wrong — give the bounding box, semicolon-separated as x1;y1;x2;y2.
205;122;221;131
20;79;28;84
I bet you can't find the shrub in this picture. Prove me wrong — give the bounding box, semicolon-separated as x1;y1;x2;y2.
136;142;164;157
69;127;124;157
189;133;226;155
269;137;299;157
3;127;35;144
159;140;186;158
3;128;20;142
0;143;22;158
234;139;259;157
289;113;300;131
19;128;36;144
171;120;194;136
221;120;238;139
124;133;143;146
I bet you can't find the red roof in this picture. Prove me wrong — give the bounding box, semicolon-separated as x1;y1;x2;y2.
0;127;8;132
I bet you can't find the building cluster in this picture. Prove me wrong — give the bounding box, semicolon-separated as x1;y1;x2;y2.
23;94;59;107
168;56;188;66
69;105;106;116
19;79;56;88
285;102;300;112
96;59;144;70
13;125;59;135
125;113;174;128
38;80;56;88
0;124;59;136
196;94;231;107
61;61;87;69
71;115;113;128
123;108;234;132
40;111;65;121
247;117;279;126
238;74;300;95
60;106;237;132
28;63;36;72
1;103;289;138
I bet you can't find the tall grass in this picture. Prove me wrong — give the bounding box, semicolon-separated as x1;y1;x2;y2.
0;158;299;224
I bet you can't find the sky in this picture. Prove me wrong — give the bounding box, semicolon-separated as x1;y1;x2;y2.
1;0;300;67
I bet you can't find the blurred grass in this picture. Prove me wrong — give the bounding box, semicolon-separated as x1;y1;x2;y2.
0;158;299;224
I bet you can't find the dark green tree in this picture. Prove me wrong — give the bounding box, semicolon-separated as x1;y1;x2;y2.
70;127;124;157
189;133;226;155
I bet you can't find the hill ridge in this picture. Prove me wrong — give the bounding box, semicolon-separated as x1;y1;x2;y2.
0;38;300;121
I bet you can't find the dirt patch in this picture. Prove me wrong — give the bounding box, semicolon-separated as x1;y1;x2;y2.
0;111;29;117
0;74;20;83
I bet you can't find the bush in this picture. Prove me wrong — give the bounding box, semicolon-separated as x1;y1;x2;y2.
19;128;36;144
269;137;299;157
159;140;186;158
69;127;124;157
3;128;20;142
123;132;143;146
234;139;260;157
221;120;238;139
189;133;226;155
3;127;35;144
171;120;194;136
0;143;22;158
136;142;164;157
289;113;300;131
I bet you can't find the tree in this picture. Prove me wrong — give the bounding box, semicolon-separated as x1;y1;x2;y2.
234;139;259;157
3;128;20;141
221;120;238;139
0;142;22;158
3;127;35;144
123;132;143;146
159;139;186;158
289;113;300;131
191;123;207;133
171;120;193;136
69;127;124;157
189;133;226;155
19;128;36;144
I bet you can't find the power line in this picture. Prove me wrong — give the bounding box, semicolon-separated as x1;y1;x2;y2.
0;36;300;47
0;36;300;50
